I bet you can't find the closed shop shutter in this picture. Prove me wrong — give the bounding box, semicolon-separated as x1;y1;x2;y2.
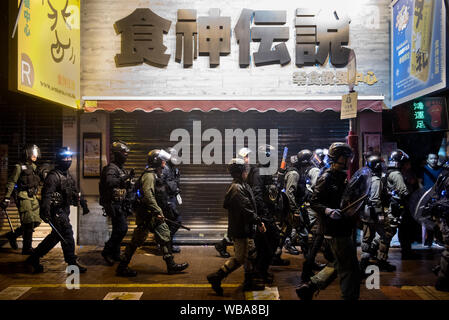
0;105;62;242
110;110;349;244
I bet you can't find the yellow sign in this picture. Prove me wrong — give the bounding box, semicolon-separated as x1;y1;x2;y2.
17;0;80;108
340;91;358;120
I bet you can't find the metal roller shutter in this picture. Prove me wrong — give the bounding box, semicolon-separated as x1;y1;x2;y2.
0;105;62;243
110;110;349;244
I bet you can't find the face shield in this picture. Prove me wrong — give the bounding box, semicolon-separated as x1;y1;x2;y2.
26;145;41;161
167;148;181;165
158;149;172;162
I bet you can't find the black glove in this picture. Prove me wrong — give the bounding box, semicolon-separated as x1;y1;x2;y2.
0;198;10;210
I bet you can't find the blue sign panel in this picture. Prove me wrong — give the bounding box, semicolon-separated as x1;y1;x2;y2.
391;0;446;106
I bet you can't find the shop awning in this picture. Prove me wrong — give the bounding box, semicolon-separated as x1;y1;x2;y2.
82;96;385;113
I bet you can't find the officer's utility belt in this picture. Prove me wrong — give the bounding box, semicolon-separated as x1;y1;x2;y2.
112;188;127;202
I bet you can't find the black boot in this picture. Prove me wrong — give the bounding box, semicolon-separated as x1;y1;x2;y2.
296;281;318;300
6;231;18;250
359;258;370;276
25;255;44;274
207;269;227;296
301;260;314;282
22;223;34;255
164;255;189;274
377;259;397;272
243;272;265;291
284;238;300;255
101;250;115;266
214;239;230;258
68;260;87;273
116;261;137;277
435;277;449;292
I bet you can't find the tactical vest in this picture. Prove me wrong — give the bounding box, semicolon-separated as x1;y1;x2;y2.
99;163;127;206
50;170;78;208
17;163;40;196
287;165;314;204
155;175;170;213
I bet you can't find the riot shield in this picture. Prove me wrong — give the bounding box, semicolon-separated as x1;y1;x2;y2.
413;188;437;230
340;167;372;217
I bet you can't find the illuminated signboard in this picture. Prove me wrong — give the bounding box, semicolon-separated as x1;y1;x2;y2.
393;97;448;133
12;0;80;108
391;0;446;106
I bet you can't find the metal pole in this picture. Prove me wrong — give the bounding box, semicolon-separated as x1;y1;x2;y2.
11;0;24;39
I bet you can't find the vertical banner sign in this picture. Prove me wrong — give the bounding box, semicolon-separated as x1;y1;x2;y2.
393;97;448;133
17;0;80;108
391;0;446;106
341;91;358;120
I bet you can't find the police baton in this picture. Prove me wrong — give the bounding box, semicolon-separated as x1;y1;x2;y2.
1;208;15;233
47;220;67;244
164;217;191;231
341;194;369;215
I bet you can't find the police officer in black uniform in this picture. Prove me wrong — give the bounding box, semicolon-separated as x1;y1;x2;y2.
100;141;133;265
247;144;279;284
1;144;42;254
162;148;182;253
26;147;89;273
296;142;360;300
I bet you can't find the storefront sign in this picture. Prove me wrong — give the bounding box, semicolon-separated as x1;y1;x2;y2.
391;0;446;106
115;7;351;69
15;0;80;108
293;70;377;87
340;91;358;119
393;97;448;133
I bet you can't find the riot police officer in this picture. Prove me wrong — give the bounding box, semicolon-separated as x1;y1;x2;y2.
116;149;188;277
247;144;279;284
296;142;360;301
281;149;320;260
162;147;182;253
420;162;449;291
26;147;89;273
100;141;133;265
213;148;253;258
207;158;266;296
360;155;396;273
386;149;411;258
1;144;42;255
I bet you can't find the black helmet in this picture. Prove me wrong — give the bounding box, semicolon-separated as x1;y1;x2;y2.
328;142;353;163
22;144;40;162
312;148;328;168
296;149;313;166
388;149;409;168
228;158;246;179
55;147;73;171
147;149;171;168
111;140;130;165
366;155;383;174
